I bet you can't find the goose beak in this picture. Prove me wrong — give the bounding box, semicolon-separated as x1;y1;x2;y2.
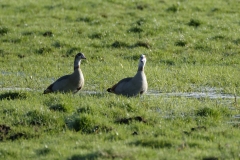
81;55;86;59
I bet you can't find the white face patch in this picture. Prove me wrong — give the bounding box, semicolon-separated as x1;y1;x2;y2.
140;54;146;63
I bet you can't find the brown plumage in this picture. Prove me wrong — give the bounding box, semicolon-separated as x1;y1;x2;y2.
107;54;148;97
44;53;86;94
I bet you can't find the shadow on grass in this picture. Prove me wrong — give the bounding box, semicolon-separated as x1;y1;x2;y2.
0;124;35;141
68;153;98;160
202;157;219;160
111;40;151;49
188;19;201;27
115;116;147;124
0;92;27;100
175;40;187;47
0;27;9;35
49;104;71;112
130;138;175;149
35;147;51;156
68;150;126;160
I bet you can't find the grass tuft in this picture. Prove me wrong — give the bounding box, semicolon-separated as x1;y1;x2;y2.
89;32;103;39
195;107;230;119
166;5;178;12
233;38;240;45
128;27;143;33
71;114;96;133
0;27;9;35
175;40;187;47
26;110;50;126
188;19;201;27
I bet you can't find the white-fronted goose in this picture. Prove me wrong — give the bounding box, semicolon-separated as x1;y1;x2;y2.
43;53;86;94
107;54;148;97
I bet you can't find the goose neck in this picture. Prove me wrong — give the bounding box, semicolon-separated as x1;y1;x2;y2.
74;59;81;71
138;66;144;72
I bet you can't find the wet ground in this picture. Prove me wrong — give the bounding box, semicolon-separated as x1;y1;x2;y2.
0;87;239;125
0;87;238;99
147;90;237;99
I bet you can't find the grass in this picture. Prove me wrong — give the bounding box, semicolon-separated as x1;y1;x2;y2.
0;0;240;159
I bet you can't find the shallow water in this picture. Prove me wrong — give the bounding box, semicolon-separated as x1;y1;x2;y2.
0;87;238;99
147;90;237;99
0;87;33;91
147;86;238;99
1;87;238;124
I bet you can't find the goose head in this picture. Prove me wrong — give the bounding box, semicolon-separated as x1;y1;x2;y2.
74;52;86;70
75;52;86;61
138;54;146;71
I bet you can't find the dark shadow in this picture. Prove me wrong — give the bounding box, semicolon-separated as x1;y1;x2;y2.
188;19;201;27
0;124;33;141
166;5;178;12
123;55;140;61
0;124;11;141
183;126;207;135
202;157;219;160
36;148;51;156
175;40;187;47
22;31;35;36
68;150;125;160
68;153;99;160
130;139;173;149
111;41;129;48
66;47;79;56
128;27;143;33
0;27;9;35
131;41;151;49
36;47;52;55
115;116;147;124
0;92;27;100
43;31;53;37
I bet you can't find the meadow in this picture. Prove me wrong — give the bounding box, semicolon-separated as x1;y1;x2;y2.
0;0;239;159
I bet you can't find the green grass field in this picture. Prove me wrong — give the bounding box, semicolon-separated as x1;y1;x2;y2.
0;0;239;159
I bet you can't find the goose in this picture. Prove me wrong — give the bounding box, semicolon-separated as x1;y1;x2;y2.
107;54;148;97
43;52;86;94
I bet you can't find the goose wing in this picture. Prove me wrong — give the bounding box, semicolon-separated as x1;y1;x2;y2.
43;75;70;94
107;77;132;93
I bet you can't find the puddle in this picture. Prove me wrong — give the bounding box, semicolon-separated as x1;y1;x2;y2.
0;87;238;99
147;88;238;99
1;87;238;126
233;115;240;119
0;87;33;91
